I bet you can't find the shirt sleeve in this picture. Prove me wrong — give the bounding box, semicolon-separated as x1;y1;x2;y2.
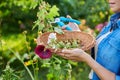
117;19;120;27
116;75;120;80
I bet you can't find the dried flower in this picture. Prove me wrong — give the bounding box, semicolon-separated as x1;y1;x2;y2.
47;33;57;44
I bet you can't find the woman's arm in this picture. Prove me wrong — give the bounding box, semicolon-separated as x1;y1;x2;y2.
84;53;115;80
57;49;116;80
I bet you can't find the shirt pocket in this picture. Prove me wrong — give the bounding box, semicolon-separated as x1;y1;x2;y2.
109;37;120;51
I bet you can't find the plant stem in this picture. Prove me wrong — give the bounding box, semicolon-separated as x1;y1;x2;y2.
8;48;34;80
23;63;34;80
36;62;39;80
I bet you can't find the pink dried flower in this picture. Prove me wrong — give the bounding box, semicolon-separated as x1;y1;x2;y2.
95;23;104;31
95;22;108;32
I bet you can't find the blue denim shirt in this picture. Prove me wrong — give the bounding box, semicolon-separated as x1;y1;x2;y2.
92;13;120;80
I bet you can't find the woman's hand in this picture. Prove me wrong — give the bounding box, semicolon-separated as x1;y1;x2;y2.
57;48;90;62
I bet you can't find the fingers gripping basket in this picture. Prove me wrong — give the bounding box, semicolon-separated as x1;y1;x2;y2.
37;31;95;51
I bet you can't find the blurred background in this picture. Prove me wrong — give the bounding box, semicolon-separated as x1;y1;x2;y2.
0;0;113;80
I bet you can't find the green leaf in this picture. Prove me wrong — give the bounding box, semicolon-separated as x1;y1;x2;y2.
46;5;59;20
29;0;39;9
54;27;64;34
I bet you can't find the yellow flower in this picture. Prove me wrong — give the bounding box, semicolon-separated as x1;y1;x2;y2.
24;62;30;66
38;31;42;36
24;60;33;66
34;38;37;42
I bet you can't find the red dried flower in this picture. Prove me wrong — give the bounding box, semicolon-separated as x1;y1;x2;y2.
34;45;52;59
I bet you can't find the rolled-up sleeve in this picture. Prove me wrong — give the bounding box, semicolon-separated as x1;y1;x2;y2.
116;75;120;80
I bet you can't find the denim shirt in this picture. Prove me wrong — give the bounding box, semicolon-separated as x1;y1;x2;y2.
92;13;120;80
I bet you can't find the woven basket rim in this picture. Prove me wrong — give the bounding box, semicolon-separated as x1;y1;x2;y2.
37;31;95;51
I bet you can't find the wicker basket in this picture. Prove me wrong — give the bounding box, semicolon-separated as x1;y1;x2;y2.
37;31;95;51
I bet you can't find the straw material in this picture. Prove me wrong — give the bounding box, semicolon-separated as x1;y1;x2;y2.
38;31;95;51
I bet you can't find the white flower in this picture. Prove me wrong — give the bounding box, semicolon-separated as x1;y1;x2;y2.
47;33;57;44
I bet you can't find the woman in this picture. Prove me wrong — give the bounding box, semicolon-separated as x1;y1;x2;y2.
57;0;120;80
